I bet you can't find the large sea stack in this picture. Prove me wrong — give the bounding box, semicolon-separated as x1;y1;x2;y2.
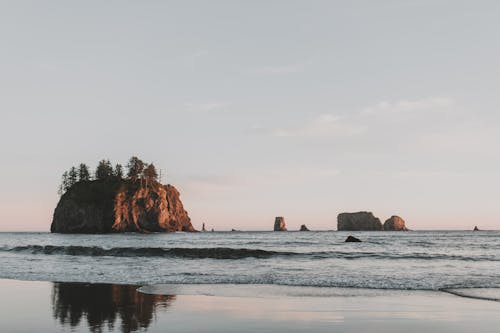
383;215;408;231
51;178;196;233
337;212;383;231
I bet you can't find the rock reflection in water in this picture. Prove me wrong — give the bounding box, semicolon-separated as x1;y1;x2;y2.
52;282;175;333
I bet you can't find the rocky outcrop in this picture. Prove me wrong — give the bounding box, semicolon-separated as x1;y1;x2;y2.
51;179;196;233
473;226;479;231
345;235;362;242
337;212;383;231
299;224;310;231
383;216;408;231
274;217;287;231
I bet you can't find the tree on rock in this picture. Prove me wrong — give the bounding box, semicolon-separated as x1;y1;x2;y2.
114;164;124;179
58;171;69;196
127;156;144;182
58;166;79;196
95;159;114;180
68;167;78;186
78;163;90;182
143;163;158;187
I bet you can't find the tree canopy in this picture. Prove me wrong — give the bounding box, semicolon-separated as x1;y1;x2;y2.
95;159;113;180
78;164;90;182
58;156;163;195
68;167;78;186
114;164;124;178
127;156;144;181
143;163;158;186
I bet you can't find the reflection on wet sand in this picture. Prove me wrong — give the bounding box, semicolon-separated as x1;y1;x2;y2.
52;283;175;333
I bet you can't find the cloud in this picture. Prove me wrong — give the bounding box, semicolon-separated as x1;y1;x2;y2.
361;97;453;115
269;97;455;138
272;113;365;137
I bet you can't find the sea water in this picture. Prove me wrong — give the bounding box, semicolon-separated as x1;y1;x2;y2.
1;231;499;293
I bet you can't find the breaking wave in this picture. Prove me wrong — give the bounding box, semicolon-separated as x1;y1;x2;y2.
1;245;497;261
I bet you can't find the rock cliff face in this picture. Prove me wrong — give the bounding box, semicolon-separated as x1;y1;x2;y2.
51;179;196;233
337;212;383;231
383;216;408;231
274;217;287;231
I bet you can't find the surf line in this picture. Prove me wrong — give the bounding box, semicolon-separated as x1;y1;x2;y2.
439;288;500;303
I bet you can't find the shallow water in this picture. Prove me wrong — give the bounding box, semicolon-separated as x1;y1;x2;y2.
2;279;500;333
1;231;499;290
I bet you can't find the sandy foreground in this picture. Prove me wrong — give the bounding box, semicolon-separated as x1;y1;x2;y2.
1;279;499;333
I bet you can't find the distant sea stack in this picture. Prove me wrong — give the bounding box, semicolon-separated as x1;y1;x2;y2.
299;224;310;231
383;216;408;231
337;212;383;231
274;217;287;231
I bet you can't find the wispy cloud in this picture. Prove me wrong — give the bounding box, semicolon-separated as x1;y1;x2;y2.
272;114;365;137
269;97;455;138
361;97;453;115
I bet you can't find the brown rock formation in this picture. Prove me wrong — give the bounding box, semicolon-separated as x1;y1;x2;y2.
337;212;383;231
383;215;408;231
274;217;287;231
299;224;310;231
51;179;195;233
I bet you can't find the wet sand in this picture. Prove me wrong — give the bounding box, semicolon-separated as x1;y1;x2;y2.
1;279;500;333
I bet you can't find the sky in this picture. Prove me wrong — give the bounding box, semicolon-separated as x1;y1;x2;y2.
1;0;499;231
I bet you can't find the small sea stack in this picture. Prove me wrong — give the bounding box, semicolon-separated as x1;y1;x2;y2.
345;235;362;242
299;224;310;231
274;217;287;231
383;216;408;231
473;226;479;231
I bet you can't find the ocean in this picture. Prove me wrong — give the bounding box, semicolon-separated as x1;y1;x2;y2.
1;230;499;294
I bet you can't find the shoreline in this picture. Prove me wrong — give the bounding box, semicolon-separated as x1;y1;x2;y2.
2;278;500;333
3;276;500;301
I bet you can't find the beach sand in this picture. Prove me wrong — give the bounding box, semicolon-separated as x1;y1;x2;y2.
1;279;499;333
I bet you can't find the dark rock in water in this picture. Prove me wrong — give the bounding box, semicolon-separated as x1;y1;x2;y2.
345;235;362;242
231;229;238;232
51;179;196;233
473;226;479;231
274;217;287;231
337;212;383;231
299;224;310;231
384;215;408;231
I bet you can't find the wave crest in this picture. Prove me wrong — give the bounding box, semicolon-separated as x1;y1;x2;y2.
1;245;290;259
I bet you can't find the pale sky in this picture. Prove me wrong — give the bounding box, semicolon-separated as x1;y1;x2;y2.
1;0;499;231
